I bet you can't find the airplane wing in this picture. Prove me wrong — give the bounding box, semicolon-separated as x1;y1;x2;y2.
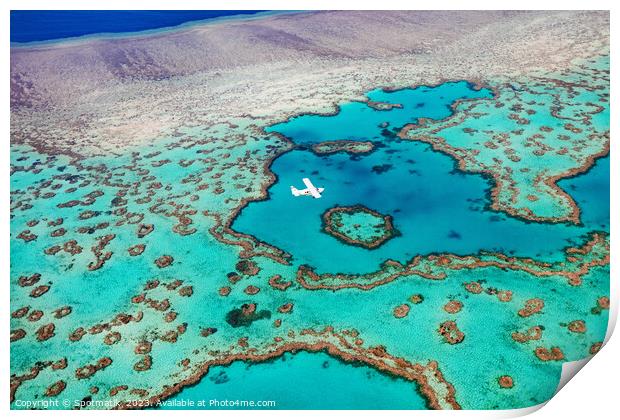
302;178;322;198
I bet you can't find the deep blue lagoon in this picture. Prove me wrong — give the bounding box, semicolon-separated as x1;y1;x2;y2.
234;82;609;273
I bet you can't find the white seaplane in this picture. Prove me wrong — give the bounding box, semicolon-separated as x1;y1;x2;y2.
290;178;324;199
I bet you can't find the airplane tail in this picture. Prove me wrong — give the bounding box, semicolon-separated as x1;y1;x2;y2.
290;186;301;197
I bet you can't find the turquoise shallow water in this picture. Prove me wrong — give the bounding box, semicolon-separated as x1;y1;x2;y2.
10;75;609;410
168;81;609;409
171;154;610;409
163;351;426;409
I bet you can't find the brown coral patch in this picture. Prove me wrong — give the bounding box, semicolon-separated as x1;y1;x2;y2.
164;311;177;322
18;273;41;287
36;323;56;341
227;272;241;283
160;330;179;343
165;280;182;290
393;304;410;318
438;321;464;344
63;239;83;255
75;357;112;379
144;280;159;290
567;320;586;333
128;244;146;256
48;218;64;226
17;230;37;242
28;310;43;322
463;281;483;294
145;298;170;312
518;298;544;317
50;228;67;237
200;327;218;338
591;296;610;314
131;389;149;398
134;355;152;372
69;327;86;342
53;306;72;319
79;210;100;220
30;285;50;298
45;380;66;397
511;326;543;343
131;293;146;304
534;347;564;362
76;222;110;235
178;285;193;297
443;300;463;314
155;255;174;268
321;205;399;249
12;306;29;318
311;140;375;155
590;342;603;355
44;245;62;255
278;303;294;314
235;259;260;276
297;259;444;291
11;329;26;342
496;290;513;302
136;224;154;238
268;275;292;291
498;375;514;389
409;294;424;304
10;364;44;403
110;385;128;397
51;358;67;370
135;341;152;355
87;234;114;270
597;296;610;309
104;332;121;345
244;285;260;295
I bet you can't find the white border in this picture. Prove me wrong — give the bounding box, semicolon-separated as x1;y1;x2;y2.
2;1;617;419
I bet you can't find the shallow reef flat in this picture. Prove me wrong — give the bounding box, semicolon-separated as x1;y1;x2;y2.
11;11;609;155
399;56;609;224
9;113;610;410
321;205;399;249
10;10;609;411
311;140;375;156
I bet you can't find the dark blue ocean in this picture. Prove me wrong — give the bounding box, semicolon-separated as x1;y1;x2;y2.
10;10;266;43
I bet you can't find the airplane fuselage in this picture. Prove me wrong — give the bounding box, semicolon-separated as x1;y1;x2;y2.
291;177;324;198
291;187;325;197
